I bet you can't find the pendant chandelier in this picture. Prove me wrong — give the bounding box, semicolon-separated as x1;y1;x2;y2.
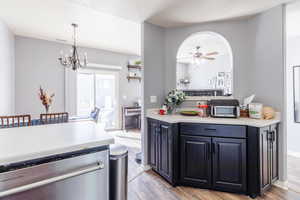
58;23;87;71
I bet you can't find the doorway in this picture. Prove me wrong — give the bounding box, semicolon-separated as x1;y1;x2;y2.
77;70;120;130
285;2;300;195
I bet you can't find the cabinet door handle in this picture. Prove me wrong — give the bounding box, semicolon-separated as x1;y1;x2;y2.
204;128;217;132
271;131;275;142
0;162;104;198
267;131;272;141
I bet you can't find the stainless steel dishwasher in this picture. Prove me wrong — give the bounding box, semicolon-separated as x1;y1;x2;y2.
0;147;109;200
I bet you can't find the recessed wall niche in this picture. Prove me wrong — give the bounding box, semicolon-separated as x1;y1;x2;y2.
176;31;233;96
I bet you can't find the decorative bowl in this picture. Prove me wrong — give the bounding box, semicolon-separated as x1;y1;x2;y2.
180;110;199;116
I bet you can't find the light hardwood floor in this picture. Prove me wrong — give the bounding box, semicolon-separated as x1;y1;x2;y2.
288;155;300;195
128;170;300;200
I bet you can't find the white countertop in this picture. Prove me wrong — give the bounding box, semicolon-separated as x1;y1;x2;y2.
0;121;114;166
147;109;280;127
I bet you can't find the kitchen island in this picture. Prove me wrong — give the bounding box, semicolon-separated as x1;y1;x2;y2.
146;109;280;198
0;121;114;200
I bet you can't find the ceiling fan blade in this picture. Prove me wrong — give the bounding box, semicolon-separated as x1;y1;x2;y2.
178;56;193;59
201;56;216;60
205;52;219;56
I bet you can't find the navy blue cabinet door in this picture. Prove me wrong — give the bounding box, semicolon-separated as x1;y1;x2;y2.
157;123;173;182
148;119;158;171
180;135;212;188
212;137;247;193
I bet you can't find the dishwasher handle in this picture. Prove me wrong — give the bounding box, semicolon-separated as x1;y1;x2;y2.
0;162;105;198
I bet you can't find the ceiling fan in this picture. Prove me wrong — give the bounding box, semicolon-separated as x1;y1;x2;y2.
190;46;219;60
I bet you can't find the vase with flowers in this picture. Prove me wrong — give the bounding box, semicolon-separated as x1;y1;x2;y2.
38;86;55;114
164;89;186;114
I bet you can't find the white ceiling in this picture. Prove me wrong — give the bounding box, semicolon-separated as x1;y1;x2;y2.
148;0;292;27
78;0;292;27
0;0;142;56
0;0;292;56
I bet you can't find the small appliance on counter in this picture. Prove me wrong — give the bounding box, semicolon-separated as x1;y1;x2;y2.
210;99;240;118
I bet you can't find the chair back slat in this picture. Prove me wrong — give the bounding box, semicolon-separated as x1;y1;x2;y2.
0;115;31;128
40;112;69;125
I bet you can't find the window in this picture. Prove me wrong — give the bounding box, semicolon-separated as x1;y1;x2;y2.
76;73;95;117
76;70;119;129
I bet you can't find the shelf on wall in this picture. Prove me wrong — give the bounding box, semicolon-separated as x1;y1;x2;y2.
127;76;142;82
127;65;143;70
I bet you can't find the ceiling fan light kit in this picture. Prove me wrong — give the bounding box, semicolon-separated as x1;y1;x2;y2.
177;46;219;65
192;46;218;60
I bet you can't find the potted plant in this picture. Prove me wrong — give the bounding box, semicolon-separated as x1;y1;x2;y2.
164;89;186;114
134;60;142;66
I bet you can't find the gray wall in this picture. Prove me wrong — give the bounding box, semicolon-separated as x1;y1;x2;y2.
248;6;284;111
15;36;140;118
248;6;286;181
164;7;284;109
0;21;15;115
164;18;252;100
141;22;166;165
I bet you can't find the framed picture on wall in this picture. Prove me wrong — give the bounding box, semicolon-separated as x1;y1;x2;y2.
293;66;300;123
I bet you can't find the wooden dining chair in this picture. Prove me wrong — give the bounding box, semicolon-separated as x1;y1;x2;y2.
0;115;31;128
40;112;69;125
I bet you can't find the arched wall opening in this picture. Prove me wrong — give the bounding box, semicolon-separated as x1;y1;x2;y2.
176;31;233;95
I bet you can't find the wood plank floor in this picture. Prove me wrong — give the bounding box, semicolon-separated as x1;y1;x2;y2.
128;170;300;200
287;155;300;195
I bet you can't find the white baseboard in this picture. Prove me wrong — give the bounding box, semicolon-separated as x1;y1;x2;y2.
274;180;289;190
141;164;151;171
287;150;300;158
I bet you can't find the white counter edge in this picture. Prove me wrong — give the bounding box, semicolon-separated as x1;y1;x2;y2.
0;138;114;167
146;109;280;128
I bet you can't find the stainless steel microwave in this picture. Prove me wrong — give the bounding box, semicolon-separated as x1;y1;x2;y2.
210;99;240;118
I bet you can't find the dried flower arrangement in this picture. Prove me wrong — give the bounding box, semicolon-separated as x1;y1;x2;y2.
38;86;55;113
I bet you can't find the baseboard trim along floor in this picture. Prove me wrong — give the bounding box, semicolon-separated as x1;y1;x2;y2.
274;180;289;190
287;150;300;158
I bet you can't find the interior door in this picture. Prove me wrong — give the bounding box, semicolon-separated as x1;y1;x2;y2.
180;135;211;188
212;137;246;192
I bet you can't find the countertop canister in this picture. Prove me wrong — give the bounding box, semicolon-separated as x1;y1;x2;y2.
249;103;263;119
